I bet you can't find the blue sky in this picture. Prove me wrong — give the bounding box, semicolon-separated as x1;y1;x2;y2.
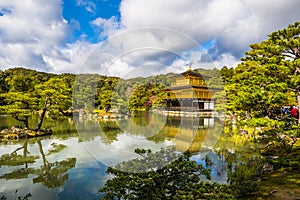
62;0;121;43
0;0;299;76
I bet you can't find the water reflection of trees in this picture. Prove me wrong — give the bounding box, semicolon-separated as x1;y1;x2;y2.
75;114;222;153
118;113;167;138
75;117;123;144
0;140;37;180
98;120;123;144
0;138;76;188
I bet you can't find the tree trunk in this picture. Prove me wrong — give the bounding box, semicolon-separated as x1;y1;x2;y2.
36;97;49;131
24;116;29;129
12;115;30;129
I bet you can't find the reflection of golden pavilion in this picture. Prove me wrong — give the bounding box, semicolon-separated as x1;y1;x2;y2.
164;67;222;111
158;117;215;153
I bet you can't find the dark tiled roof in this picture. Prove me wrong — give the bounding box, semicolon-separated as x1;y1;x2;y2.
162;85;223;91
170;69;211;79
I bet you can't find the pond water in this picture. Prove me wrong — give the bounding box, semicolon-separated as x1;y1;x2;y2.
0;113;258;199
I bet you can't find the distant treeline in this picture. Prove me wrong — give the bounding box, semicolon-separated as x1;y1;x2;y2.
0;67;228;115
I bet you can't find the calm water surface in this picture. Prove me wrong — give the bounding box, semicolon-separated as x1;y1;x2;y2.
0;113;256;199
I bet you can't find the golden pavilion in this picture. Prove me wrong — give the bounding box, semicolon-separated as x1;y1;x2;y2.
164;67;222;112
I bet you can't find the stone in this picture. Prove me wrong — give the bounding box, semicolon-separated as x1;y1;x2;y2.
259;162;274;173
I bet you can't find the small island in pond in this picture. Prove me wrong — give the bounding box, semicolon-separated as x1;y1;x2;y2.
0;126;52;139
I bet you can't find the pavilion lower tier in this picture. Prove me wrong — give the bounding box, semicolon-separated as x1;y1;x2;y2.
164;98;215;111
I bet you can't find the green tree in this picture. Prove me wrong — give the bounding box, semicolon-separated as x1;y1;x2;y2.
96;77;119;112
34;77;72;131
0;68;62;129
4;68;54;92
227;22;300;120
73;74;103;113
0;70;9;94
220;66;234;85
128;84;148;110
100;148;233;199
0;77;72;131
0;92;38;129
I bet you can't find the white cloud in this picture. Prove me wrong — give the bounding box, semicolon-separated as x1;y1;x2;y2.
43;40;98;73
91;16;121;38
119;0;300;61
0;0;68;71
215;0;300;57
76;0;97;14
119;0;248;42
67;27;203;76
0;0;299;76
70;19;81;31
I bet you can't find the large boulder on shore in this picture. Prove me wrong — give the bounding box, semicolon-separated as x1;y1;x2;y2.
0;126;52;139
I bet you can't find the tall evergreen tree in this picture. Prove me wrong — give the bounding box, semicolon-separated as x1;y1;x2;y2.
227;22;300;121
